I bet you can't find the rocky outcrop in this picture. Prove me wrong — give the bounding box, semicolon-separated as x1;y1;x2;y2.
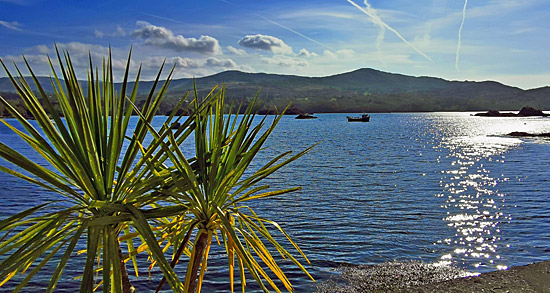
518;107;548;116
475;107;549;117
295;113;317;119
475;110;516;117
508;131;550;137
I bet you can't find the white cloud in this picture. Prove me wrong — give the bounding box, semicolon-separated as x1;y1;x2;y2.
261;56;308;68
1;43;245;82
153;56;236;70
1;40;245;79
2;42;136;76
0;20;22;31
205;57;237;68
95;26;125;38
114;26;126;37
131;21;221;55
142;56;201;69
94;30;104;38
298;48;318;58
475;73;550;90
94;26;126;39
139;56;242;79
55;42;131;71
238;34;293;55
226;45;246;55
323;49;355;58
35;45;49;54
1;54;50;66
0;52;57;78
237;64;254;72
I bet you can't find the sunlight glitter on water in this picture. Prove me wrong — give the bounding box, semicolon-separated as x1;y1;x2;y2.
432;115;530;270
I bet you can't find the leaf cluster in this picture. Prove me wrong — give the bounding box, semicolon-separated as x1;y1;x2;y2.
0;48;314;292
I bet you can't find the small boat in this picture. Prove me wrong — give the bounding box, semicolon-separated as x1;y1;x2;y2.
295;113;317;119
347;113;370;122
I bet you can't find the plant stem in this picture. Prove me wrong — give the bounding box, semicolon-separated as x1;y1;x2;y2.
118;245;135;293
188;232;209;293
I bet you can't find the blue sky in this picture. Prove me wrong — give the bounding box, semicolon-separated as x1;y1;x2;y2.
1;0;548;89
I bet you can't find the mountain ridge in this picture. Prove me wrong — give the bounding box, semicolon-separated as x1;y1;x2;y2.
1;68;548;114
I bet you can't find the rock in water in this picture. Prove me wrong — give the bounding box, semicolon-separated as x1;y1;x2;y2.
518;107;548;116
475;107;548;117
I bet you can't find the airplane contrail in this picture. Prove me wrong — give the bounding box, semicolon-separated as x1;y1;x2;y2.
220;0;334;52
360;1;386;66
138;12;187;24
456;0;468;72
254;13;335;51
346;0;433;62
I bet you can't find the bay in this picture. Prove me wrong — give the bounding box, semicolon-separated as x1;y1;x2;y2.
1;112;549;292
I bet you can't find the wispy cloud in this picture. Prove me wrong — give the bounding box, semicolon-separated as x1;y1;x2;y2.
346;0;433;62
455;0;468;72
280;9;356;20
0;20;23;31
0;0;37;5
138;12;187;25
0;20;77;40
323;49;355;59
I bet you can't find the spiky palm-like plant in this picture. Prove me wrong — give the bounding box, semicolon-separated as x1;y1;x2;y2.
0;49;315;293
0;49;204;292
154;87;316;292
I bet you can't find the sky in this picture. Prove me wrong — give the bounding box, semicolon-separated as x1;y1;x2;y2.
0;0;549;89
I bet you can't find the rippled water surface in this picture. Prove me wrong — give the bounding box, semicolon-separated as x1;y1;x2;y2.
1;113;549;292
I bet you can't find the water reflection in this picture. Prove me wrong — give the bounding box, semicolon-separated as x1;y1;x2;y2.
432;116;528;271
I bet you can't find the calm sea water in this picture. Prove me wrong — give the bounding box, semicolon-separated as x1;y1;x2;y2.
1;113;549;292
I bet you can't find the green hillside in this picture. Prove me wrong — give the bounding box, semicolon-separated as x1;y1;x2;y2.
1;68;548;116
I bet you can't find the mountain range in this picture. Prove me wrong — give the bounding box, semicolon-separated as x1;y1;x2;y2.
1;68;548;114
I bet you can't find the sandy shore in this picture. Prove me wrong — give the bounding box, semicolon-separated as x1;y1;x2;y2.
317;261;550;292
404;261;550;292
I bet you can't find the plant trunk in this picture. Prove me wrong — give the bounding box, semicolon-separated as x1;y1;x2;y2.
188;232;209;293
119;245;135;293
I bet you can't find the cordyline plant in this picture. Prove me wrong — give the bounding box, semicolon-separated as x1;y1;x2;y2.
152;87;316;292
0;49;203;292
0;48;315;292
